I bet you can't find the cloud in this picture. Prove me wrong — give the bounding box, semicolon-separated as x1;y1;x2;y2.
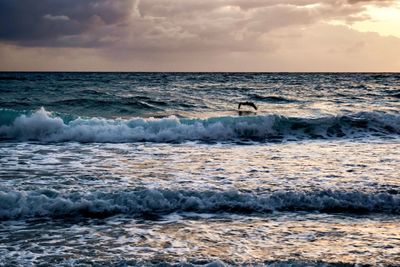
0;0;396;50
0;0;134;46
2;23;399;72
0;0;399;71
347;0;394;4
43;14;71;21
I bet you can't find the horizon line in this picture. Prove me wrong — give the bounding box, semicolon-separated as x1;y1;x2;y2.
1;70;399;74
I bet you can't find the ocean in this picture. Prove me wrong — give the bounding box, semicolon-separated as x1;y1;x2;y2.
0;72;399;266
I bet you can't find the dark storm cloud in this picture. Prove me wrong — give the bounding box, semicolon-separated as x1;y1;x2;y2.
0;0;133;46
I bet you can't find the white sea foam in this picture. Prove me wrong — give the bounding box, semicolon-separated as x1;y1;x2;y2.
0;108;399;143
0;189;399;220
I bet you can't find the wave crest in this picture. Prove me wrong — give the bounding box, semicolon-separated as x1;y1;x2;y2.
0;108;399;143
0;189;399;220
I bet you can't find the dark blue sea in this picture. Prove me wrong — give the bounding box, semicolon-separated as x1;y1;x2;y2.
0;72;399;266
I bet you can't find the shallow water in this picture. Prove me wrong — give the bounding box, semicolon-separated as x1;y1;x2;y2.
1;213;400;265
0;72;399;266
1;140;399;194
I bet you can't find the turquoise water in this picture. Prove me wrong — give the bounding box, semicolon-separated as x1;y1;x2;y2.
0;72;399;266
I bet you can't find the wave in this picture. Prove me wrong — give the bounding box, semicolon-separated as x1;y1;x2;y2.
0;108;399;143
0;76;28;81
41;259;366;267
51;97;162;110
0;189;399;220
390;92;400;99
249;94;296;103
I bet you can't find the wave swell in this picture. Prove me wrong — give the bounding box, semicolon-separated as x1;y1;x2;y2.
0;189;399;220
250;94;295;103
0;108;399;143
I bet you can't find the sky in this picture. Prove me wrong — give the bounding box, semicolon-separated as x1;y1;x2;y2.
0;0;399;72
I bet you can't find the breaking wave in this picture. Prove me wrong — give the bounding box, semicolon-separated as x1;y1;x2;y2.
0;108;399;143
0;189;399;220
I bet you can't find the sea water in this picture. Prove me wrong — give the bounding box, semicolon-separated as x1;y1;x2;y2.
0;72;399;266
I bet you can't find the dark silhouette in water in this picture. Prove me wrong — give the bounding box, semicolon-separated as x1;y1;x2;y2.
238;102;257;116
238;102;257;110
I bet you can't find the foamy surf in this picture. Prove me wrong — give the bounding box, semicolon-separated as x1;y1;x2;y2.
1;188;399;220
0;108;399;143
2;73;400;266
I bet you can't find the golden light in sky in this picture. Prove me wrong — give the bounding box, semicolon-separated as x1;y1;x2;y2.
352;3;400;38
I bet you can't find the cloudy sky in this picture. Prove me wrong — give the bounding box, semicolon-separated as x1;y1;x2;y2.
1;0;399;71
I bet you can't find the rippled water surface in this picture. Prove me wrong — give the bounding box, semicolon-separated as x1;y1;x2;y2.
0;72;399;266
